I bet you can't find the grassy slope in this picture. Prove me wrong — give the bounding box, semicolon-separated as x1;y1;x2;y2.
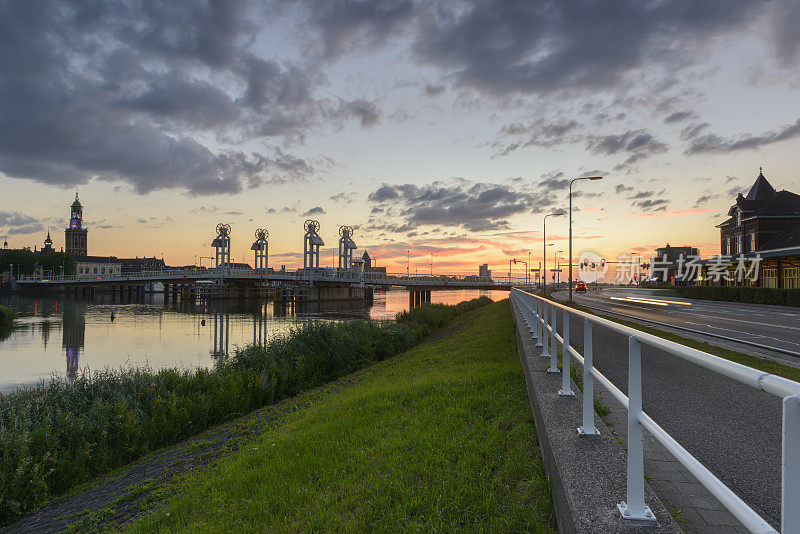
123;301;555;533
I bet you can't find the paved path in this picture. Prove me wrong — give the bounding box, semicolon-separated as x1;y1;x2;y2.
541;299;784;531
560;288;800;362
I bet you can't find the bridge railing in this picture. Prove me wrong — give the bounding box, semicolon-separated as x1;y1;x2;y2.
17;268;528;287
511;287;799;534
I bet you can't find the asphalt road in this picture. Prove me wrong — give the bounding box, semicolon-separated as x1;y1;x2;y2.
554;287;800;358
542;290;787;529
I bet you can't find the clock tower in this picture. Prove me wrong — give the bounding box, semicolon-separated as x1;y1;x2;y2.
65;192;87;257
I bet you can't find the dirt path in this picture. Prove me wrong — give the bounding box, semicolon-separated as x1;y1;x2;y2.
4;374;363;533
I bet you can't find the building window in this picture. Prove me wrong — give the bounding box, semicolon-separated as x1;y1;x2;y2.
726;237;732;254
93;267;97;274
734;235;742;254
750;233;756;252
736;210;741;226
784;267;799;289
763;268;778;288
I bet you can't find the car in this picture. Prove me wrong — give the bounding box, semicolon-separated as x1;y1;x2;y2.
575;281;587;293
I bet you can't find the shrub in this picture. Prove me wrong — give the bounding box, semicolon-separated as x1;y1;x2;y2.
0;296;492;525
0;305;15;326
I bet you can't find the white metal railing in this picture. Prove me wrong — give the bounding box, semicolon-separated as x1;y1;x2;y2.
511;287;799;533
16;268;526;288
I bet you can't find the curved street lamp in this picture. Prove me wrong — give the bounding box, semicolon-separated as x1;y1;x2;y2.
569;176;603;301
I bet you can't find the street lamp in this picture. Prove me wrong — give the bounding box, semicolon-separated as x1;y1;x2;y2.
527;251;531;285
628;252;641;287
544;213;564;293
430;252;434;275
569;176;603;301
555;250;564;285
406;250;410;278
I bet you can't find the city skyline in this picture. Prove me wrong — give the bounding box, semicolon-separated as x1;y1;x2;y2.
2;1;800;274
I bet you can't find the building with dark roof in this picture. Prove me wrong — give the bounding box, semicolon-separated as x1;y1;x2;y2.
65;192;88;256
716;169;800;288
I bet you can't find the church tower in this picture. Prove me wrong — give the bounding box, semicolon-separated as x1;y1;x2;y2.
65;192;87;257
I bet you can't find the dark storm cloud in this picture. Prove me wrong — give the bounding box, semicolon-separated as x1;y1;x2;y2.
684;118;800;154
768;1;800;66
410;1;761;97
367;180;553;232
536;172;569;192
0;0;374;195
0;212;39;227
8;223;46;235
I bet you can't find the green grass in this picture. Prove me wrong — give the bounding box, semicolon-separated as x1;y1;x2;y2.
0;304;15;325
122;300;555;533
0;298;492;525
554;297;800;383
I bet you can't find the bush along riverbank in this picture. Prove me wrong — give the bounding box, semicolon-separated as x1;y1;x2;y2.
0;305;15;326
0;297;492;525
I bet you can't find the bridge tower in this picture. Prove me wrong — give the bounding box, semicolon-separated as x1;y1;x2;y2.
303;220;324;270
338;226;357;270
251;228;269;272
211;223;231;279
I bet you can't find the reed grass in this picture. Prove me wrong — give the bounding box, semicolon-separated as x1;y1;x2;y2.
0;305;15;326
0;297;492;525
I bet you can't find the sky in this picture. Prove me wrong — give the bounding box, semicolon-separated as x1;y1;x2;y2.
2;0;800;277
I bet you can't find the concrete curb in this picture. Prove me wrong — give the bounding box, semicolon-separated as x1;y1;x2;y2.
510;300;680;533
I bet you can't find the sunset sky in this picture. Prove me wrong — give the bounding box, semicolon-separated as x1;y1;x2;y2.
2;1;800;277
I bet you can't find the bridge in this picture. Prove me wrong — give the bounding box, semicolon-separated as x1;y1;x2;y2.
15;267;525;304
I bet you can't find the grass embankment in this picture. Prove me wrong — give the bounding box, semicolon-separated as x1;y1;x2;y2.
549;295;800;383
0;298;493;525
0;304;15;325
121;299;553;533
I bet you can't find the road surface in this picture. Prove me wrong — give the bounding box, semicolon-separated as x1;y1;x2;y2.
553;287;800;362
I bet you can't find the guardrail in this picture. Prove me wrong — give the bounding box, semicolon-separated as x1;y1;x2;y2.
16;268;526;287
510;287;799;533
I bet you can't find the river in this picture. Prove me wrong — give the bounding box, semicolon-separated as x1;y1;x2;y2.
0;289;508;393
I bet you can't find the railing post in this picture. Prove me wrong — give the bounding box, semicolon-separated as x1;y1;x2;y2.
559;307;574;395
618;337;657;524
578;318;600;437
536;298;544;347
541;301;550;357
784;394;800;533
548;301;559;371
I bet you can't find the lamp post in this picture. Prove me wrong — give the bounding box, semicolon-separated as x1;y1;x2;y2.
556;250;564;285
569;176;603;301
430;252;433;275
527;251;531;285
544;213;564;293
406;250;410;278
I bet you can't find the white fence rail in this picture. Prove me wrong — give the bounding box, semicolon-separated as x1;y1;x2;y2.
511;287;799;533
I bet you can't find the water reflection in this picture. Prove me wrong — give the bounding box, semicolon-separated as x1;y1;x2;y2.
0;289;508;392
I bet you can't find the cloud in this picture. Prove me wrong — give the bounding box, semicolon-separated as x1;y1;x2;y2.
410;1;761;97
615;184;634;194
685;118;800;154
424;84;445;97
8;223;45;235
495;119;580;155
0;211;39;227
664;110;696;123
634;198;669;212
367;179;553;232
586;129;667;168
0;1;378;196
330;192;356;204
303;206;326;216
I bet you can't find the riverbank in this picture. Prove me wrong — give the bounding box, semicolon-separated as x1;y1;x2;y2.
0;298;492;525
9;299;554;532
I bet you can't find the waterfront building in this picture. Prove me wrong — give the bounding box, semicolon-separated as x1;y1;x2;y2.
716;169;800;288
478;263;492;278
65;192;87;257
76;256;122;276
362;251;387;274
